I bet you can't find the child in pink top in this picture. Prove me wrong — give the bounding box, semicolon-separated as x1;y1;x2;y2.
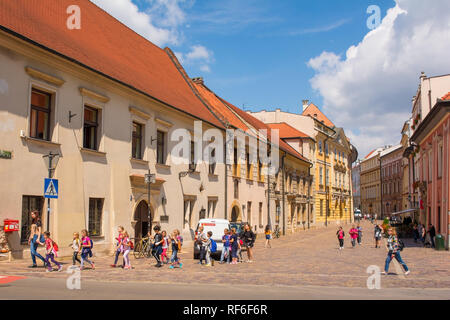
80;229;95;270
121;231;132;270
349;225;358;248
161;230;169;264
43;231;62;272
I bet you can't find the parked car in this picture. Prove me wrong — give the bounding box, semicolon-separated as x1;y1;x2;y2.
354;209;362;220
193;219;230;260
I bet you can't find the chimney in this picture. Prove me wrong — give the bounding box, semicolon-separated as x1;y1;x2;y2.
192;77;204;85
302;100;309;112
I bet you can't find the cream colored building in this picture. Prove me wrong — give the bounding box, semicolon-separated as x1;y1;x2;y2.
360;148;385;218
0;0;227;257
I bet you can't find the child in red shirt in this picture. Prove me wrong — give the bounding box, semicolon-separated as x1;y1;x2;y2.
42;231;62;272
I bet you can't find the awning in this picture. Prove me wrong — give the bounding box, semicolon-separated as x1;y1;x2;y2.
391;208;418;216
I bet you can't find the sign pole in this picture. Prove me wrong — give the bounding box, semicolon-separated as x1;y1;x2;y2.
148;169;151;235
46;153;53;232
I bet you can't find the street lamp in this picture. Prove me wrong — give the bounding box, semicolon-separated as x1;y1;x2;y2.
42;151;60;232
145;170;156;233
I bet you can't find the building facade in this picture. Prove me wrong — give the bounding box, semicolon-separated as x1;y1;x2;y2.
360;148;384;219
352;162;361;210
380;145;403;217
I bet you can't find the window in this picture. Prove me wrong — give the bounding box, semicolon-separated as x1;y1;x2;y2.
234;179;239;199
21;196;44;244
257;160;263;181
320;199;324;216
318;140;322;153
428;151;432;182
246;153;251;179
30;88;52;140
157;130;166;164
88;198;104;236
259;202;263;227
233;147;238;177
83;106;99;150
207;199;217;218
189;141;196;171
325;142;329;155
438;144;443;178
132;122;143;159
209;148;216;174
326;168;329;185
247;202;252;225
319;167;323;185
334;148;337;160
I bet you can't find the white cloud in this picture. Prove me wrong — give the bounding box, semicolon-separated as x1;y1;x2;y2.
199;65;211;73
185;45;212;61
90;0;182;46
176;45;214;73
307;0;450;158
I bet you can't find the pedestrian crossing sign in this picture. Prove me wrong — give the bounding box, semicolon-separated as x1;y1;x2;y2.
44;178;58;199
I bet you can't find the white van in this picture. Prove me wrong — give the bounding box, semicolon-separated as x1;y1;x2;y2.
193;218;230;259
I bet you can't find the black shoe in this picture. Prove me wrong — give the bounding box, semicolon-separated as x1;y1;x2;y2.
28;265;37;268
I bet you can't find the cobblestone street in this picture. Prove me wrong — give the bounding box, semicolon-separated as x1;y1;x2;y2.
1;221;449;290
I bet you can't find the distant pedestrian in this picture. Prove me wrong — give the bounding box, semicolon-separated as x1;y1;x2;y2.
413;224;419;243
336;226;345;250
152;225;163;268
382;228;410;275
230;228;239;265
428;224;436;248
42;231;62;272
80;229;95;270
374;224;382;248
111;226;124;268
70;232;81;266
242;224;256;263
349;225;358;248
220;228;231;264
121;231;132;270
264;225;272;248
418;223;425;244
237;231;244;263
161;230;169;264
357;224;363;245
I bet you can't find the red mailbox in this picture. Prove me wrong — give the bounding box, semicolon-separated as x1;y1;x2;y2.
3;219;19;233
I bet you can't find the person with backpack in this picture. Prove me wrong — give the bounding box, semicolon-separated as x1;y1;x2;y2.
374;224;383;248
111;226;124;268
336;226;345;250
151;225;163;268
242;224;256;263
428;224;436;248
230;228;239;265
160;230;170;264
204;231;215;267
42;231;62;272
121;231;132;270
264;225;272;248
357;224;363;245
197;226;208;265
169;230;183;269
382;227;410;275
349;225;358;248
80;229;95;270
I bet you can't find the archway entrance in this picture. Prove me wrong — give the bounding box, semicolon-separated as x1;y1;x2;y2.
134;201;152;239
231;206;239;222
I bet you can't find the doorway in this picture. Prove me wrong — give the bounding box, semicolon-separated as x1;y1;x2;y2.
231;206;239;222
134;201;152;239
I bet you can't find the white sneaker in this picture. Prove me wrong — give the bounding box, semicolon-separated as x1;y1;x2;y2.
404;270;410;276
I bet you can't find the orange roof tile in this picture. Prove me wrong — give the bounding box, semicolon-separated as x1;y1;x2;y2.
302;103;335;128
0;0;223;129
266;123;311;140
442;92;450;101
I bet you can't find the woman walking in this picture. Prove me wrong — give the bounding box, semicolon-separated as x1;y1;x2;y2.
336;226;345;250
28;211;46;268
374;224;382;248
382;228;410;275
264;225;272;248
230;228;239;265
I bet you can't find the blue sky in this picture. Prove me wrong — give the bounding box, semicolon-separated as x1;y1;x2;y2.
92;0;450;158
134;0;394;114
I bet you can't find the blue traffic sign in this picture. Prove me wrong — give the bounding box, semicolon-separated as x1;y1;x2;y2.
44;178;58;199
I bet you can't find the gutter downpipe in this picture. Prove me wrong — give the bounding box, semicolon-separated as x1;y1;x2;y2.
282;153;287;236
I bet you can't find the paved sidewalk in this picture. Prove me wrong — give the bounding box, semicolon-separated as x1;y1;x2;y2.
0;221;448;289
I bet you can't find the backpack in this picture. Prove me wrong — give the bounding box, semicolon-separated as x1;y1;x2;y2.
210;239;217;253
179;235;184;245
129;239;134;250
90;238;94;249
398;239;405;251
52;241;59;252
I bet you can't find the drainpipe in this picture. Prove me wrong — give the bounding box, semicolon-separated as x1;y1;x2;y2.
324;136;329;227
224;135;228;220
282;153;287;236
308;162;313;229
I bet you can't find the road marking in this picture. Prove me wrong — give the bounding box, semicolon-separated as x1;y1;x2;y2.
0;275;26;284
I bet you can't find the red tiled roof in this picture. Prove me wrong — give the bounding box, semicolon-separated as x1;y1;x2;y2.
442;92;450;101
266;123;311;139
0;0;223;129
302;103;335;128
217;98;310;164
364;150;376;159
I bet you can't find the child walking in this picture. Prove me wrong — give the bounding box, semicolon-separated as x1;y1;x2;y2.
169;230;183;269
205;231;213;267
336;226;345;250
111;226;124;268
70;232;81;266
121;231;132;270
80;229;95;270
43;231;62;272
357;224;363;245
220;228;231;264
161;230;169;264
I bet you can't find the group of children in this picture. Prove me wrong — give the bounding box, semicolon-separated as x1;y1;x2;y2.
110;225;184;269
336;224;363;250
70;229;95;270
